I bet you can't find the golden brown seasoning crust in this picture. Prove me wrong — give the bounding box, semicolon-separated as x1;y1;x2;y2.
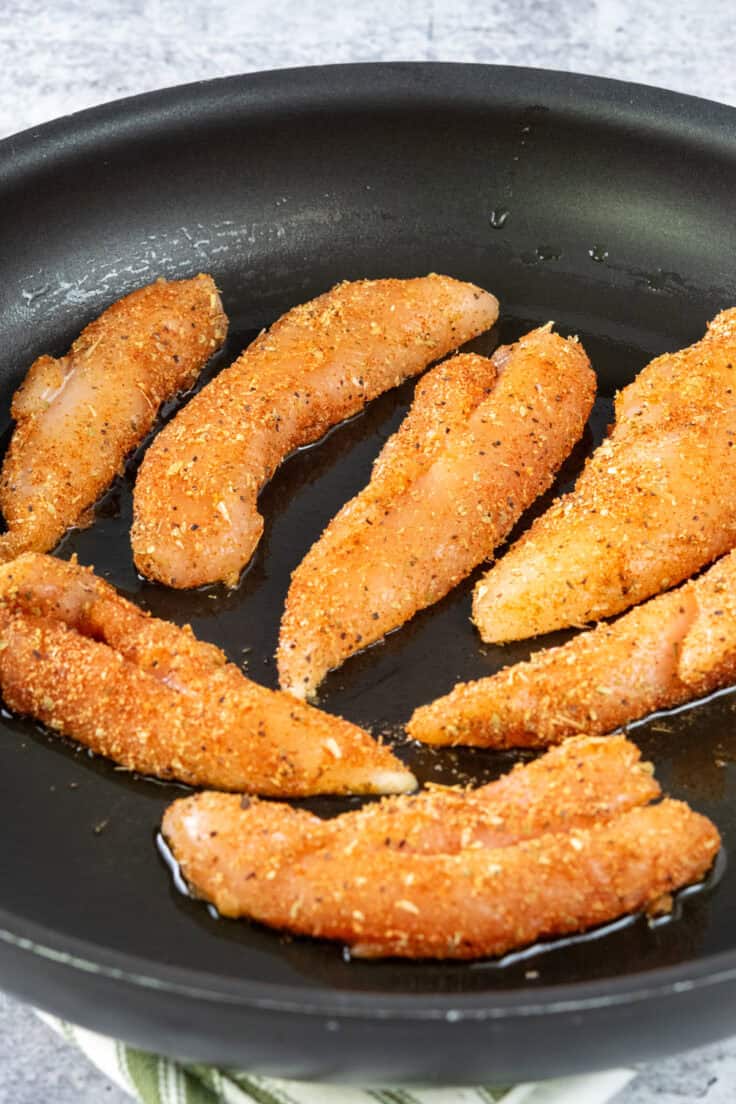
0;275;227;560
0;554;416;796
410;545;736;748
162;793;719;960
473;308;736;643
131;275;499;589
278;328;596;699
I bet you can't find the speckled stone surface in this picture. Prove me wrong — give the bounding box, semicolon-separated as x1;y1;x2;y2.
1;1;736;1101
2;0;736;141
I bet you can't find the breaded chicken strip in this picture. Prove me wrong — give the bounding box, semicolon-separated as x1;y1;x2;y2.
0;275;227;558
474;309;736;642
163;792;719;960
132;275;499;589
279;329;595;699
410;546;736;748
0;554;415;796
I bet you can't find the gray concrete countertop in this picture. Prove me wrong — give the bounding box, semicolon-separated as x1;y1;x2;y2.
1;1;735;1100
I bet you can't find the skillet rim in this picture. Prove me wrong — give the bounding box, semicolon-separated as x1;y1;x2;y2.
3;906;736;1019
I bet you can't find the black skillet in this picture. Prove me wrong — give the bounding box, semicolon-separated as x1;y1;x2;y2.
1;63;736;1084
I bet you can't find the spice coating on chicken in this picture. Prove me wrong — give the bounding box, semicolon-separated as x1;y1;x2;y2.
161;734;659;863
410;545;736;748
163;791;718;960
0;554;415;796
0;275;227;559
132;275;499;589
474;309;736;642
279;327;595;699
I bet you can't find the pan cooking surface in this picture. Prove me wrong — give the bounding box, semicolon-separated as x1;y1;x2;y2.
3;315;733;994
2;64;736;1079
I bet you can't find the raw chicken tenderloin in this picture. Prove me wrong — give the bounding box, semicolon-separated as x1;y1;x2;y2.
163;793;719;960
0;554;415;796
132;275;499;588
0;275;227;559
410;546;736;748
473;308;736;642
279;327;595;699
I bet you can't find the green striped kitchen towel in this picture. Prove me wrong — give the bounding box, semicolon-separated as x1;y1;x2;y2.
39;1012;634;1104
